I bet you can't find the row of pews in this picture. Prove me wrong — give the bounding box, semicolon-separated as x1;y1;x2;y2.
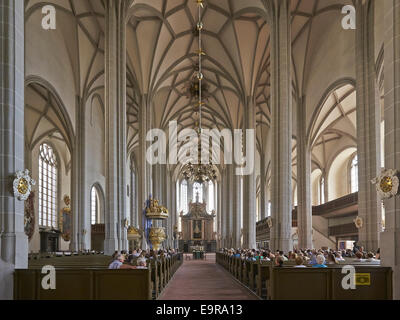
14;253;183;300
216;252;393;300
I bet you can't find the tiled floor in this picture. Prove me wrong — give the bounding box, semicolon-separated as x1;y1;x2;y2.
158;253;259;300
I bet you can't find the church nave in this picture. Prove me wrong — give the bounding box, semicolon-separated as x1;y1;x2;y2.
159;254;259;300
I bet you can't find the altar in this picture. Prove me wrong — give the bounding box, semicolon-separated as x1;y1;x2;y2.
178;194;217;253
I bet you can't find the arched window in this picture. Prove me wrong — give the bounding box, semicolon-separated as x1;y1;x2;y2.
320;176;325;204
207;181;214;212
350;155;358;193
38;143;58;228
91;186;100;225
193;182;203;203
180;180;188;213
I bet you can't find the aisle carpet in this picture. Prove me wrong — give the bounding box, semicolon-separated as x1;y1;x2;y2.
158;253;259;300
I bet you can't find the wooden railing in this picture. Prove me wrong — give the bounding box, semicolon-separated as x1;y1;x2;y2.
329;223;358;236
312;192;358;216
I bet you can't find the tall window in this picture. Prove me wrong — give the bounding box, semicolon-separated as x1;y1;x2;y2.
180;180;188;213
207;181;214;212
193;182;203;203
268;201;271;217
91;186;100;225
350;155;358;193
38;143;58;228
320;176;325;204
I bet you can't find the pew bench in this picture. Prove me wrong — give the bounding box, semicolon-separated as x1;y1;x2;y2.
268;265;392;300
14;268;152;300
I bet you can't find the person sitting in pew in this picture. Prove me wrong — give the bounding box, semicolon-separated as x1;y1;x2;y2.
108;254;137;269
309;251;318;265
335;251;345;262
366;252;379;262
246;252;256;261
278;251;288;261
111;250;119;261
327;252;338;265
135;257;148;269
354;251;366;262
289;252;297;261
312;255;327;268
294;256;307;268
275;256;284;267
234;250;241;258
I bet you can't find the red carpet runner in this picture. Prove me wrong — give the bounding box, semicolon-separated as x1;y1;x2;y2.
159;253;259;300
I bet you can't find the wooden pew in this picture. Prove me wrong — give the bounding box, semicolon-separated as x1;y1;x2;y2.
268;266;392;300
256;262;270;298
14;268;152;300
24;253;183;300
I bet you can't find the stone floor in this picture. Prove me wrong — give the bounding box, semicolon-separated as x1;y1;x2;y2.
158;253;259;300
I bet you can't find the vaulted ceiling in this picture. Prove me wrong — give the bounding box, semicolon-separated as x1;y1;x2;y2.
24;0;363;189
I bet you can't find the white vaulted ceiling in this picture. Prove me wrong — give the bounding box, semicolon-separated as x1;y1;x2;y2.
24;0;363;192
126;0;271;159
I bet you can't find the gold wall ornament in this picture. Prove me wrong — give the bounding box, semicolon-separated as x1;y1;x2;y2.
127;226;141;240
145;196;169;220
371;169;400;199
64;195;71;206
13;170;36;201
380;176;393;193
354;216;363;229
149;227;166;251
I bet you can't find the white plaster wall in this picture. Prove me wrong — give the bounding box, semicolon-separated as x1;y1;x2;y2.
312;216;336;249
328;148;356;201
25;9;77;132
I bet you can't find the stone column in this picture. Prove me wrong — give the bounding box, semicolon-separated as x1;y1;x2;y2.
226;165;234;247
242;98;257;249
72;96;89;251
267;0;293;252
170;174;177;249
381;0;400;299
260;153;267;220
138;96;152;237
217;179;222;249
104;0;128;254
0;0;27;300
232;173;241;248
130;168;138;227
220;168;227;247
296;96;313;250
355;0;382;252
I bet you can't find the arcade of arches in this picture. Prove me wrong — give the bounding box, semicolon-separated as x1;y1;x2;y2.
1;0;400;300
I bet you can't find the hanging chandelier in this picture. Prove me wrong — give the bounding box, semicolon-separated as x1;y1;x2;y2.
181;0;216;184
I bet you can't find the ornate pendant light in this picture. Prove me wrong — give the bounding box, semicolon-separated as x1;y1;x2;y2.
182;0;216;184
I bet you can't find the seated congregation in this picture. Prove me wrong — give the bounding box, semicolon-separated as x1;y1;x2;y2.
217;246;392;300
